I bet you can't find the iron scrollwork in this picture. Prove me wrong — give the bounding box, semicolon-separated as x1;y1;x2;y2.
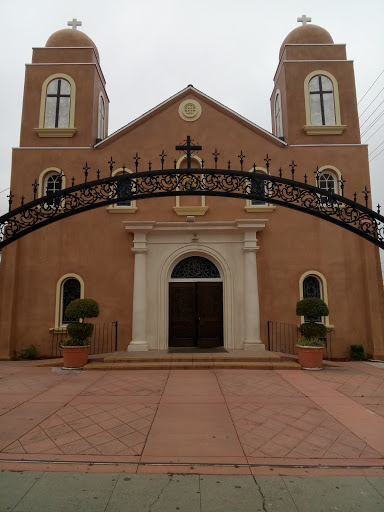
1;168;383;250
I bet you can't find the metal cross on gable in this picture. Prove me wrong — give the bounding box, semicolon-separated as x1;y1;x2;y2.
176;136;202;169
297;14;312;25
67;18;82;30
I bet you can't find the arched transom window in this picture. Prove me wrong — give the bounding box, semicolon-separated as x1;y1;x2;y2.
171;256;221;279
308;75;336;126
44;79;71;128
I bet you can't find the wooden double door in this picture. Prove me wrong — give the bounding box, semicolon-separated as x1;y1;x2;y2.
169;282;223;348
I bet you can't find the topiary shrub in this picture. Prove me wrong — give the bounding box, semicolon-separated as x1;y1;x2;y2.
296;298;329;318
296;297;329;344
65;299;99;321
62;298;99;347
350;344;366;361
299;321;327;338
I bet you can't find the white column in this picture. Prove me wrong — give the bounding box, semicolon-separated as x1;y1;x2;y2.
128;233;149;351
242;231;264;351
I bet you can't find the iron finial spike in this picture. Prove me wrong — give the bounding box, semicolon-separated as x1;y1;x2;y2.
7;191;14;212
304;174;308;184
238;150;245;171
32;179;39;200
133;152;141;171
160;149;167;170
83;162;90;183
72;177;75;187
201;159;204;169
279;168;282;178
174;159;177;170
264;154;271;172
228;160;231;170
353;192;357;202
212;148;220;169
378;204;381;215
148;161;152;171
97;169;100;180
108;157;115;176
21;195;25;206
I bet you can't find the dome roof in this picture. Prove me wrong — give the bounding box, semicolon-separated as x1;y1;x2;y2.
45;29;99;60
279;24;334;58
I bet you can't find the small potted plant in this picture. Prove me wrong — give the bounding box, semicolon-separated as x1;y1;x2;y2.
296;298;329;370
61;298;99;369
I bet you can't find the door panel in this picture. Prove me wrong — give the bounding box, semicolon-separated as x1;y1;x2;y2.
169;283;197;347
197;282;223;348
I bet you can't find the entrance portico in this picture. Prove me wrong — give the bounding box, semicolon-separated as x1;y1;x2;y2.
124;220;267;352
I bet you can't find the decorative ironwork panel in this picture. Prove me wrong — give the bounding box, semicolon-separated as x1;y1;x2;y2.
1;167;383;250
171;256;220;279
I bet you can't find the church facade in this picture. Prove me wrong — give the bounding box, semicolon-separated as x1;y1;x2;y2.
0;21;383;359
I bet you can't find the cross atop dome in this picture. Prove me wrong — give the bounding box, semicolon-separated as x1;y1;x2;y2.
297;14;312;25
67;18;82;30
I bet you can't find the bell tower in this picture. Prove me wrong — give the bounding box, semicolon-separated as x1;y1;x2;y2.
270;17;360;145
19;20;109;147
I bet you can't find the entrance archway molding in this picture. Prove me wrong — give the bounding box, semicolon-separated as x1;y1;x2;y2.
124;220;267;352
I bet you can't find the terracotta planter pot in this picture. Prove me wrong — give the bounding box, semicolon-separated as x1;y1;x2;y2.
297;345;324;370
62;346;89;369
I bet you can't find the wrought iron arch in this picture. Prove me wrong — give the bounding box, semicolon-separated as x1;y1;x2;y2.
171;256;221;279
1;148;383;250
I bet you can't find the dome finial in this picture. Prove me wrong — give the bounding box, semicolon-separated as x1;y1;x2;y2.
67;18;82;30
297;14;312;25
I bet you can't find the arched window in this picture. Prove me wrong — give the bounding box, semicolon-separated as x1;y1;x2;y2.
303;71;345;135
55;274;84;328
61;278;81;324
98;95;105;140
36;74;76;138
44;79;71;128
299;271;331;327
317;166;342;205
274;92;283;139
45;172;63;206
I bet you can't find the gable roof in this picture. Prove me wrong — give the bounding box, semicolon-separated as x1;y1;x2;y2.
95;85;287;149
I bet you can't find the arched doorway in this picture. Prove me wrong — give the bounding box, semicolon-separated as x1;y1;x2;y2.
169;256;223;348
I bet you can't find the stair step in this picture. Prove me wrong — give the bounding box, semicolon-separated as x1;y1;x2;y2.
83;361;301;371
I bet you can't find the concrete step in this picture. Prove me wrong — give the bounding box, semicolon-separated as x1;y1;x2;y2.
83;361;301;371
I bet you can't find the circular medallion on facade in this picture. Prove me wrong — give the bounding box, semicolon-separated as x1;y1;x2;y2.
178;99;202;122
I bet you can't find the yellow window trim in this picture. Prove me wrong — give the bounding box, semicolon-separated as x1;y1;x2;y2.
303;70;344;134
303;125;346;135
35;128;77;138
55;273;84;329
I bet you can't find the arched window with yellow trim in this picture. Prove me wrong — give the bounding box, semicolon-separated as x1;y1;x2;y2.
55;273;84;328
299;271;331;327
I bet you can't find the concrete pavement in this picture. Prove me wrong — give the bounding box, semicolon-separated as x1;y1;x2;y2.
1;472;384;511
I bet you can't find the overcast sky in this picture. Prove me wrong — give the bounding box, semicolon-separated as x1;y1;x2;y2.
0;0;383;270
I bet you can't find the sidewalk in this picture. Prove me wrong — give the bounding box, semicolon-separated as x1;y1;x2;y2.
1;472;384;511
